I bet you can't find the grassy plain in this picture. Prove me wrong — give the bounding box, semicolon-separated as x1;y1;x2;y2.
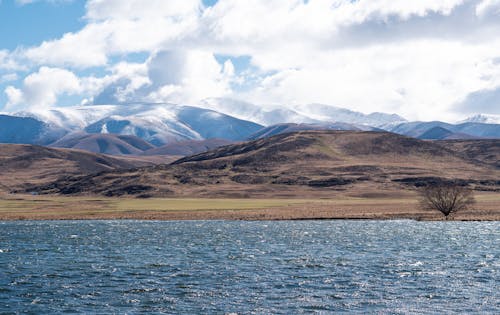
0;193;498;221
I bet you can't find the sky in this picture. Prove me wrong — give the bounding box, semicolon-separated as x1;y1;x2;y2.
1;0;500;121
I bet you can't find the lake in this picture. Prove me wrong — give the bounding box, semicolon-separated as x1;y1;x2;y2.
0;220;498;314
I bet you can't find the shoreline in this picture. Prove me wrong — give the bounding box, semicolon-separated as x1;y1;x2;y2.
2;217;498;222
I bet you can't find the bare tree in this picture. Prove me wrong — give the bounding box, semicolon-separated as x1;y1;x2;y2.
419;183;475;219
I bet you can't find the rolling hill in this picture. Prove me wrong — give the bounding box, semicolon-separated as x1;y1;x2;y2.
142;139;234;156
50;132;155;155
30;131;500;198
0;144;160;193
437;139;500;168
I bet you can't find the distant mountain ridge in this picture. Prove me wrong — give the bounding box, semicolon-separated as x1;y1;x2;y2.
5;103;263;146
200;98;407;127
389;121;500;139
416;126;480;140
1;100;499;156
247;122;380;140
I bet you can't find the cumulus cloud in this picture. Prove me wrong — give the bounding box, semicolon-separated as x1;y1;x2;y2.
20;0;202;68
92;50;233;105
145;50;233;104
243;39;500;121
5;67;81;109
4;0;500;120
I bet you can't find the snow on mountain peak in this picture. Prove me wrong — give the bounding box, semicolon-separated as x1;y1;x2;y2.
6;102;263;146
199;98;407;127
461;114;500;124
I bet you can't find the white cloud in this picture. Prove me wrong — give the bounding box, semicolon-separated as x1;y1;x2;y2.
5;0;500;120
243;39;500;121
91;50;233;105
4;86;23;108
144;50;232;104
20;0;472;69
5;67;81;109
85;0;201;20
90;61;150;104
0;50;23;70
476;0;500;16
22;24;109;68
20;0;202;68
0;73;18;83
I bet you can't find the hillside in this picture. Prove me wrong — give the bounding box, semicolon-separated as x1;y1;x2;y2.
142;139;234;156
0;144;158;193
247;123;379;140
50;132;155;155
417;126;479;140
390;121;500;139
437;139;500;168
31;131;500;198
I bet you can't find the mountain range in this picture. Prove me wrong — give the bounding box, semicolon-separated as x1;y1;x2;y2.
1;99;499;157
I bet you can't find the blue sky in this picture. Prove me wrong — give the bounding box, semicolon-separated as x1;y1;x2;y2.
0;1;85;50
0;0;85;108
1;0;500;121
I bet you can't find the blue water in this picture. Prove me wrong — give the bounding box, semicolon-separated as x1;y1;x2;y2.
0;220;498;314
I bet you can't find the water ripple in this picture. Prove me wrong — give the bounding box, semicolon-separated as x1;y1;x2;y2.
0;220;498;314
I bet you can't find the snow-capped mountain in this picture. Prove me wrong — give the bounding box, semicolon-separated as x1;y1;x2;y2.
199;98;322;125
7;103;263;146
0;114;62;145
2;100;499;150
461;114;500;124
199;98;407;127
293;103;407;127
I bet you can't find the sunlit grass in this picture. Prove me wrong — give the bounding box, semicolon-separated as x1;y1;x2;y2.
0;192;497;219
0;196;315;214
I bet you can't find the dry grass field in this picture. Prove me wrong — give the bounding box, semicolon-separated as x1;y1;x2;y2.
0;192;498;221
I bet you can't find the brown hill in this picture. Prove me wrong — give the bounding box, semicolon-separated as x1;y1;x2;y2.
0;144;160;193
31;131;500;198
436;139;500;168
50;132;155;155
142;139;234;156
